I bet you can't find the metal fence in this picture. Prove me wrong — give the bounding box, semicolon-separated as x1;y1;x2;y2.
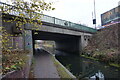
0;2;97;33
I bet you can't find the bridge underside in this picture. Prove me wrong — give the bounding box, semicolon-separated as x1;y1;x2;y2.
32;30;81;55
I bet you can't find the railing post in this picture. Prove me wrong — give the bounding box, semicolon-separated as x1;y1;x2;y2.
53;17;55;24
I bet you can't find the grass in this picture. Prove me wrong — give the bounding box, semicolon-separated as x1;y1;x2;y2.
109;63;120;68
81;55;99;61
81;54;120;68
51;56;75;79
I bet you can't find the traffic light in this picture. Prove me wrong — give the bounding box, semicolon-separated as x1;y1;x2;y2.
93;19;96;24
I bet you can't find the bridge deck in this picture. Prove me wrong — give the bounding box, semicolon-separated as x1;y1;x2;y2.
0;2;97;33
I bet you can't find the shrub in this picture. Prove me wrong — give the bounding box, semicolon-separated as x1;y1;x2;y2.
2;49;29;75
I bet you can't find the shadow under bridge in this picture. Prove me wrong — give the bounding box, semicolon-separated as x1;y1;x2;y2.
32;30;82;55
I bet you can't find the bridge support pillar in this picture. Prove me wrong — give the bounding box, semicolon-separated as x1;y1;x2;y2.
81;35;85;49
24;30;33;78
79;35;89;54
79;35;85;54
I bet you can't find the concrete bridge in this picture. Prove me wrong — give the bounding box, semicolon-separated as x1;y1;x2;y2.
0;2;97;55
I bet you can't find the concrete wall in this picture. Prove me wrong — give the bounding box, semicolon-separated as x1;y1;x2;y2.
2;20;24;50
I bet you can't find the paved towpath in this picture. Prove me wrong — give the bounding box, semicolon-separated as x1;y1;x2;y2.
33;49;60;78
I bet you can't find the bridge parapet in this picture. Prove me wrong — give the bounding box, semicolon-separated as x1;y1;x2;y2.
0;2;97;33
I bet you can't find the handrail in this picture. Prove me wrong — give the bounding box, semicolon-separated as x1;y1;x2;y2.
0;1;97;33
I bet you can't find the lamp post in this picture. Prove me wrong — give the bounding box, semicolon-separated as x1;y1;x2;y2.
93;0;96;29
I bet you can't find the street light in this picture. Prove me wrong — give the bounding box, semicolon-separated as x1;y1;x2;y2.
93;0;96;29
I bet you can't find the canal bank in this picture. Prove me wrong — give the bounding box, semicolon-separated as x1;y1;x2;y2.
52;55;76;79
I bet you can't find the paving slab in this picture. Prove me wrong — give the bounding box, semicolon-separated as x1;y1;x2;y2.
33;50;60;78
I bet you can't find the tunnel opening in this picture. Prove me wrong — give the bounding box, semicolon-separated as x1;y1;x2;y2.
32;30;81;56
33;40;56;56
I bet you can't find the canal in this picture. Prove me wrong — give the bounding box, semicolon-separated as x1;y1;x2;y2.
55;50;120;80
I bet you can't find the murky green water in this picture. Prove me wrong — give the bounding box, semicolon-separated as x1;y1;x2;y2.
55;51;120;80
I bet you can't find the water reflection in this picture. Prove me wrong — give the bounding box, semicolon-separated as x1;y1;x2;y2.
90;70;104;80
55;51;120;80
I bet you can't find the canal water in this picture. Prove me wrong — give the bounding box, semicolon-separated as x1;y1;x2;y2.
55;51;120;80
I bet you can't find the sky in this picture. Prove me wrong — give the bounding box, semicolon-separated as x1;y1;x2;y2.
1;0;120;28
44;0;120;28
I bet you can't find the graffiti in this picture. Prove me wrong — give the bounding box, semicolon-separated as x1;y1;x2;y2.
25;30;33;50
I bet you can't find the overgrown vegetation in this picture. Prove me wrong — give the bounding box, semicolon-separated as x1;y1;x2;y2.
2;49;29;75
83;23;120;67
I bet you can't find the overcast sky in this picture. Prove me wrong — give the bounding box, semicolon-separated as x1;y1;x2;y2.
44;0;120;28
1;0;120;28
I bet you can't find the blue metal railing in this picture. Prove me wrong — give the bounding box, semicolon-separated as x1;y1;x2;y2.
0;2;97;33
